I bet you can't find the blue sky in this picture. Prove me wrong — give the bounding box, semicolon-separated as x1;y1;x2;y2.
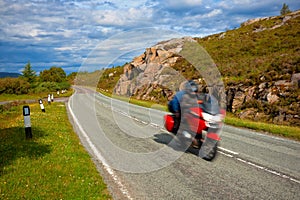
0;0;299;74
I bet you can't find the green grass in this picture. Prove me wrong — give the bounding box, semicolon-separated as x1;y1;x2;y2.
0;90;74;102
0;102;112;199
99;90;168;111
225;113;300;141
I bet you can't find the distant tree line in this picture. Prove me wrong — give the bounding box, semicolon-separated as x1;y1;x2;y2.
0;61;75;95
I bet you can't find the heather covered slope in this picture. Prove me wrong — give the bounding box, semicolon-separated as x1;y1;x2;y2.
196;10;300;85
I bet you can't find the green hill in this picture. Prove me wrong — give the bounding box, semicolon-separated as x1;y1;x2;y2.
196;11;300;86
0;72;21;78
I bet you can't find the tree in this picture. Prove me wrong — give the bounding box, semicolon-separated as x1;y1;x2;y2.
280;3;291;15
21;61;36;83
40;66;67;83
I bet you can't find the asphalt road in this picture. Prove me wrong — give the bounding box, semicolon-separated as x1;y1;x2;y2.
68;86;300;200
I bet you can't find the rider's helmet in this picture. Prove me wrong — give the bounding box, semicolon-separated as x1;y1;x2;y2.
186;80;198;93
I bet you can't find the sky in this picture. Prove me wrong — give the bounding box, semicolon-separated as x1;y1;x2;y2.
0;0;299;75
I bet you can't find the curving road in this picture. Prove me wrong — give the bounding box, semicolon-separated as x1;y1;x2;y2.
68;86;300;200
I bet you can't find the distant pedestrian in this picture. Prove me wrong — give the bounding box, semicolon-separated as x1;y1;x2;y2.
51;94;54;102
57;90;60;96
48;94;51;105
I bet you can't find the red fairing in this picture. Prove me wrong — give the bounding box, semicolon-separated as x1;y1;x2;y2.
206;133;221;141
164;114;174;132
186;107;206;134
220;109;226;120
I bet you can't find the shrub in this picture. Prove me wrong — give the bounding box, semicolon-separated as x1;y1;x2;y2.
31;81;71;93
0;78;30;94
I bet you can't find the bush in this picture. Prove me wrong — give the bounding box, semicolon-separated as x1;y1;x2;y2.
0;78;30;94
31;81;71;93
0;101;25;113
58;81;71;90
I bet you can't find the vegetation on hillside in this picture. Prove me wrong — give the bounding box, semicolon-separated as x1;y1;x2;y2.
74;66;124;94
97;66;124;93
193;11;300;126
196;13;300;86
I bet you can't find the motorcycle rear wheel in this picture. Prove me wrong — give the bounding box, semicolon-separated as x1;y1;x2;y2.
198;138;218;161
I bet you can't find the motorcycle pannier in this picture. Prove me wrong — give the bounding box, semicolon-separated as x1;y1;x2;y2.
164;114;174;132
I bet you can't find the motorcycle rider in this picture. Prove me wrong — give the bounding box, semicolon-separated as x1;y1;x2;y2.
167;81;188;133
168;80;199;135
179;80;202;148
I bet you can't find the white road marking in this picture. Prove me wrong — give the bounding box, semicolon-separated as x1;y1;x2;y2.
218;151;234;158
218;146;239;155
235;157;300;184
218;147;300;184
68;96;133;200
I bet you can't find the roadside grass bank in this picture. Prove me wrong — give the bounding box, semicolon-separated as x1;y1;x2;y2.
99;90;167;111
99;90;300;141
0;102;112;199
225;113;300;141
0;90;74;102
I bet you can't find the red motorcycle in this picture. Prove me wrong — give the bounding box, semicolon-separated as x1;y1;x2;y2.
164;94;225;161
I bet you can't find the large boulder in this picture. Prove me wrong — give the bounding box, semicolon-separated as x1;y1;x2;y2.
114;37;193;98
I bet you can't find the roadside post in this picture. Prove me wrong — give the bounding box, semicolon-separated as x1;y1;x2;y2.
39;99;45;112
23;105;32;139
48;94;51;105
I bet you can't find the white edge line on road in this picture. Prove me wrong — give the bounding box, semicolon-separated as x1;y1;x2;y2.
68;96;133;200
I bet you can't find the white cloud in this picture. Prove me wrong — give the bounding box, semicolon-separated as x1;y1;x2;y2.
196;9;223;18
164;0;203;9
92;7;153;26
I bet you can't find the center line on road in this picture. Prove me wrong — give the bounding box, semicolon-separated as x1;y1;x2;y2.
218;146;239;155
217;145;300;184
235;157;300;184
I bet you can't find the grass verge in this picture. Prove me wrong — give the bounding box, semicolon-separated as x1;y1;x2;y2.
225;113;300;141
0;90;74;102
99;90;167;111
0;102;112;199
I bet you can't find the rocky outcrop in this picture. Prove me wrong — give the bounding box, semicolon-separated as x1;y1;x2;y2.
227;76;300;126
241;10;300;33
114;37;194;101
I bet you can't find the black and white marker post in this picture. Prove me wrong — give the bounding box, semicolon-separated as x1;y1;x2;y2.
47;94;51;105
39;99;45;112
23;105;32;139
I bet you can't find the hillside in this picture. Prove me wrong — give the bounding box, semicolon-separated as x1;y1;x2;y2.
83;11;300;126
0;72;21;78
196;10;300;85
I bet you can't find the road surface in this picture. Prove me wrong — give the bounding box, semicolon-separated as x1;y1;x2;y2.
68;86;300;199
